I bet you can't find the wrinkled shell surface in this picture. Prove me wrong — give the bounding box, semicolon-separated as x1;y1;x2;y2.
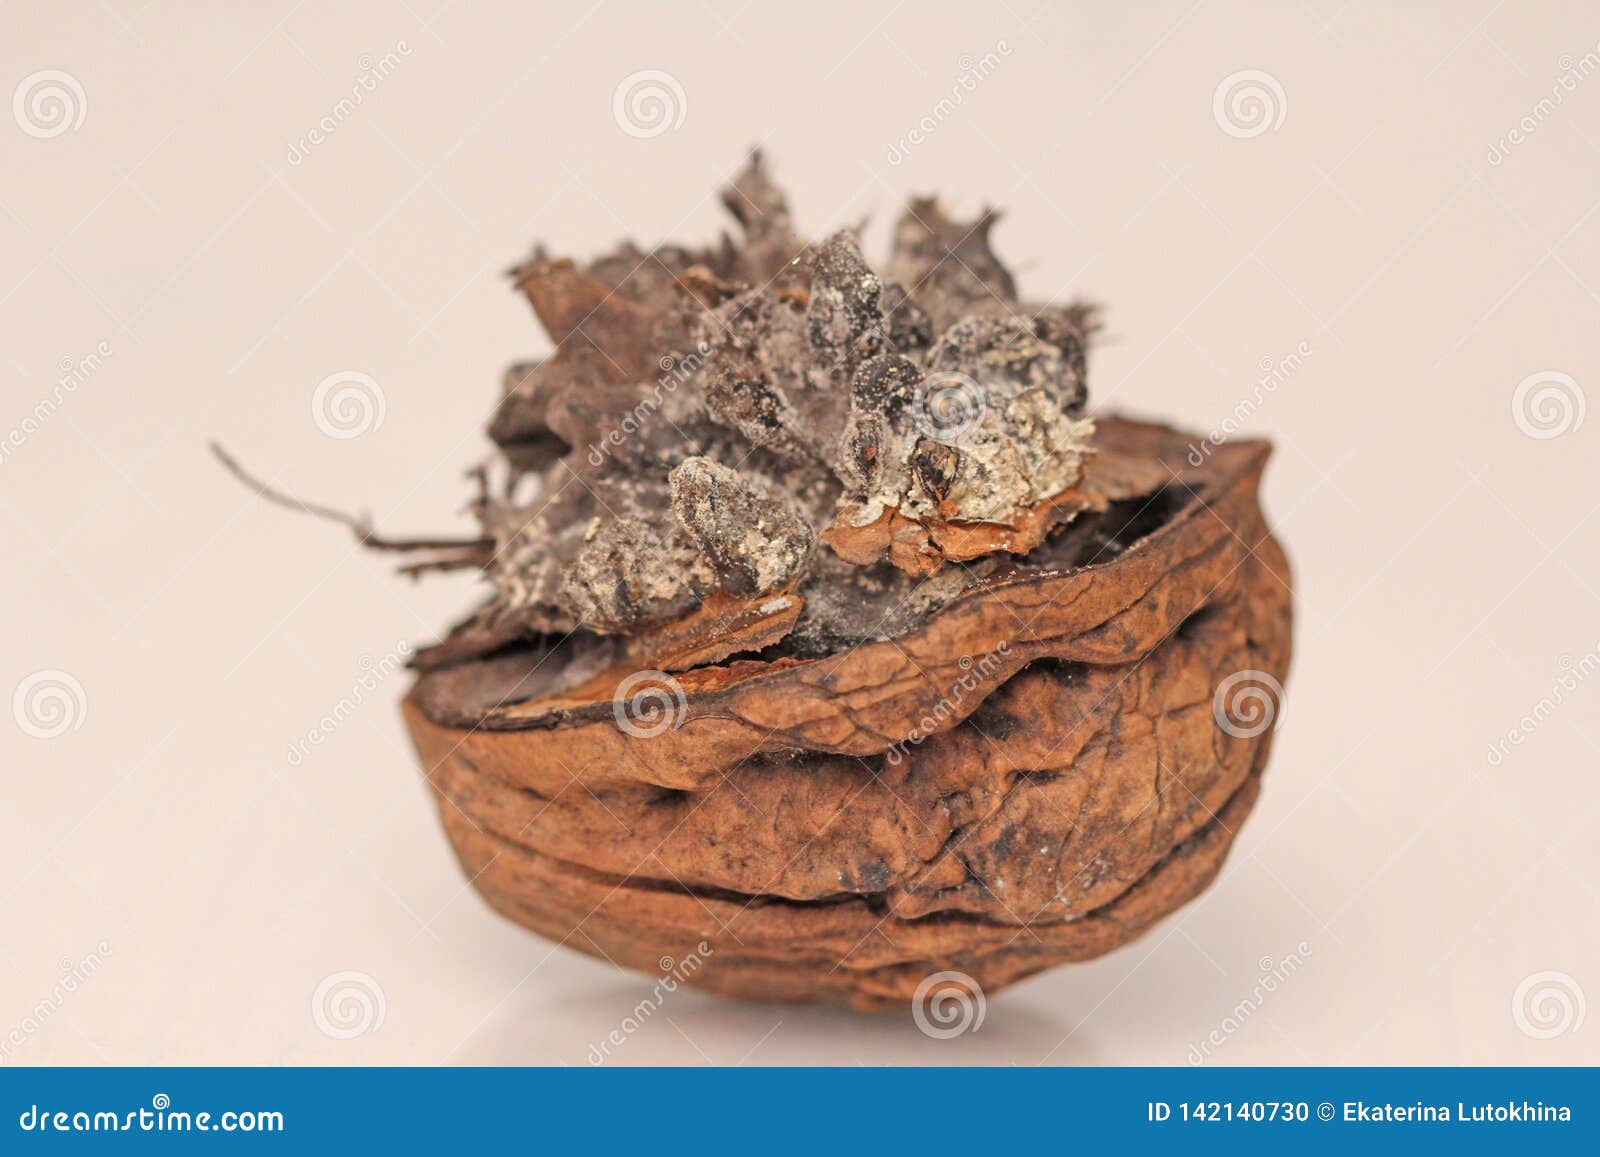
404;419;1292;1007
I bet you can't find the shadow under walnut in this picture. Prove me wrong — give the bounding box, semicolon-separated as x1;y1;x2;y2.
402;417;1293;1008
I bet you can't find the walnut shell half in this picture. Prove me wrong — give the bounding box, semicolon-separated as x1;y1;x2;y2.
402;417;1292;1008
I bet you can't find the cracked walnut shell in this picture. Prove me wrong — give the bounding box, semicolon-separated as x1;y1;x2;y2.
403;417;1292;1008
218;154;1295;1008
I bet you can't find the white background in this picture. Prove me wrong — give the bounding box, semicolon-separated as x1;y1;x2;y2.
3;0;1596;1064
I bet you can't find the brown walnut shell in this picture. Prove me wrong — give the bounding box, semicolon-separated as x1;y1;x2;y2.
402;417;1293;1008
